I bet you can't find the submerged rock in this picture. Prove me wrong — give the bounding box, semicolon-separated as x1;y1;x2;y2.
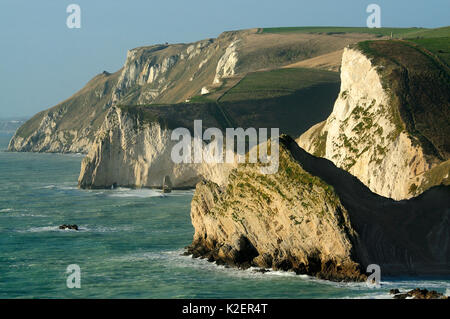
392;288;448;299
59;224;79;231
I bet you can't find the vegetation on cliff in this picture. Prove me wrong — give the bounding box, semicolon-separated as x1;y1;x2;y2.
355;39;450;160
8;27;392;153
187;135;450;281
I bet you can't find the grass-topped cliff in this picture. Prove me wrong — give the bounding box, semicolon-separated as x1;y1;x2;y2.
187;135;450;280
9;26;424;154
139;67;341;137
355;39;450;160
298;28;450;199
9;71;121;153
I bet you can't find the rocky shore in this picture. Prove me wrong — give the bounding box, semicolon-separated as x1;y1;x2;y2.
390;288;448;299
186;135;450;281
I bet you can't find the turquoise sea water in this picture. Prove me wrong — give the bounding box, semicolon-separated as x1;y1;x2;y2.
0;134;449;299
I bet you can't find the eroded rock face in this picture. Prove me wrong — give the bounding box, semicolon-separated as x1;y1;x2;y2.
187;137;367;281
11;29;378;155
8;34;242;155
8;71;120;154
78;107;236;189
187;136;450;281
298;47;449;200
213;40;240;84
391;288;448;300
8;112;89;154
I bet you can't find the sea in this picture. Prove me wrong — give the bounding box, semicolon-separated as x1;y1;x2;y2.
0;133;448;299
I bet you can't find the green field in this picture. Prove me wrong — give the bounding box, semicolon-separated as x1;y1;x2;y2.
403;26;450;39
407;37;450;67
262;26;450;39
261;26;423;37
119;67;341;138
219;68;339;102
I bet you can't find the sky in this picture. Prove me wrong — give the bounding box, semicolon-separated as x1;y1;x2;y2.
0;0;448;118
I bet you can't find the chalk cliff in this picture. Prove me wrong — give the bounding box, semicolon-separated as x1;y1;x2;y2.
78;106;236;189
9;28;375;154
298;42;450;200
8;71;120;153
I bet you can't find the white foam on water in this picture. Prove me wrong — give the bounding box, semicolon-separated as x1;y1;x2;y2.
18;226;60;233
164;190;195;197
86;225;134;233
39;183;79;192
15;213;47;218
58;186;78;191
380;279;450;291
17;224;137;233
0;209;48;218
342;292;393;299
116;250;449;299
108;188;163;198
0;209;47;218
112;250;359;283
41;185;57;189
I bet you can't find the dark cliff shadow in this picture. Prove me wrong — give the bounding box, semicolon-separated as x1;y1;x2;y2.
281;135;450;277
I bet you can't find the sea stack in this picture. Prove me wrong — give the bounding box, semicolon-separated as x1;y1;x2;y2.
162;175;172;193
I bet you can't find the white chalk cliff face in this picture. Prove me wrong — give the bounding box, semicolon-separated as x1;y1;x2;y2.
298;47;444;200
8;111;92;154
8;71;119;154
11;28;375;155
9;35;243;154
213;40;240;84
78;107;236;189
111;40;220;105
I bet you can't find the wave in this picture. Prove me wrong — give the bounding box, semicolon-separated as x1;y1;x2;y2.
0;208;47;218
16;225;133;233
40;184;78;191
85;225;135;233
111;250;333;281
41;185;57;189
63;153;85;158
112;249;449;299
164;190;195;197
2;213;48;218
18;226;63;233
107;188;164;198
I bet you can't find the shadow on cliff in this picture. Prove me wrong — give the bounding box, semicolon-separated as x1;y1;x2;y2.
281;135;450;277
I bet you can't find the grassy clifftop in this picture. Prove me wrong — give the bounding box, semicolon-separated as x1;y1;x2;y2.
10;26;448;154
219;68;338;102
355;39;450;161
261;26;450;38
119;67;340;139
188;134;450;279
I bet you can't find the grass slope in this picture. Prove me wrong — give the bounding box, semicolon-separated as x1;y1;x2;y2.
261;26;426;37
15;71;120;140
355;39;450;160
126;67;340;139
219;68;339;102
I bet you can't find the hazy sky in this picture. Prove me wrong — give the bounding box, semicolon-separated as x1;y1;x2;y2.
0;0;448;118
